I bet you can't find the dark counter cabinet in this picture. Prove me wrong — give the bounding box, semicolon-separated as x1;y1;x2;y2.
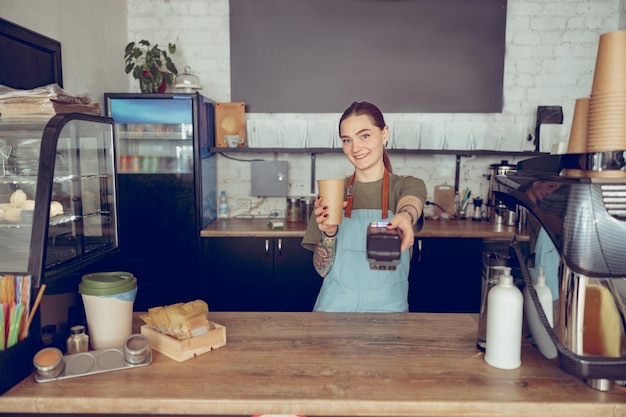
201;236;484;314
409;238;483;313
201;237;322;312
199;219;522;313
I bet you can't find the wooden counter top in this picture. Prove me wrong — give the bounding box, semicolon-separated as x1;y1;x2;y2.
201;218;528;240
1;312;623;416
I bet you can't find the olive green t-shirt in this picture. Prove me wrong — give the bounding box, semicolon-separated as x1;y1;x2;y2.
301;173;427;252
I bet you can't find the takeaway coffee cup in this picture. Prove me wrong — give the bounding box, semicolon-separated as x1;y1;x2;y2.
317;179;345;225
79;272;138;350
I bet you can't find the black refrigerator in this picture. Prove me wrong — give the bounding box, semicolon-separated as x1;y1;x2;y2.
104;93;217;311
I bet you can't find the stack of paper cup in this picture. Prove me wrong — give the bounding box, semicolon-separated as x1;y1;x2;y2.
566;97;589;154
587;30;626;152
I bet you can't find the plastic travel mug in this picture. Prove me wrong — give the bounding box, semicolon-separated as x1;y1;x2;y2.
79;272;138;350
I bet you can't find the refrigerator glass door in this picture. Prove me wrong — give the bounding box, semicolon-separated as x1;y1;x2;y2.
108;98;193;174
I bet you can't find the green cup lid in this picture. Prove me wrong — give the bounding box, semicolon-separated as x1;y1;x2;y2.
79;272;137;296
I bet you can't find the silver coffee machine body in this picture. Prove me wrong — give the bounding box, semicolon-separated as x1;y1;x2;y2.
494;153;626;391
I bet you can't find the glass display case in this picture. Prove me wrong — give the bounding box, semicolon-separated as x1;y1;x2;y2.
0;113;118;287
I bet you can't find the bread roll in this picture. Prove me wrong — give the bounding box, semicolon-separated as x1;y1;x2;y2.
20;200;35;210
50;201;63;217
5;207;22;222
9;189;27;207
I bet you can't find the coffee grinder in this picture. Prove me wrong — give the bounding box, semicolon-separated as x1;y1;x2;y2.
494;152;626;391
487;160;517;224
471;197;484;221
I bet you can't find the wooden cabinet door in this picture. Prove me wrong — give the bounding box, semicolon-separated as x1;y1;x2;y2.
201;237;273;311
272;237;322;312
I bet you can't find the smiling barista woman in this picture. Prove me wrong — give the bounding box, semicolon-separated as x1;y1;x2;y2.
301;101;427;312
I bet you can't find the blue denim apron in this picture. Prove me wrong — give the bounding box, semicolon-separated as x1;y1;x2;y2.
313;208;411;312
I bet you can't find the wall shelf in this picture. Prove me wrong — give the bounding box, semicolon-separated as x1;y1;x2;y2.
210;147;548;195
210;147;547;157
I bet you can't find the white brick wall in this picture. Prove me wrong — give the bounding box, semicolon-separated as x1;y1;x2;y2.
127;0;623;217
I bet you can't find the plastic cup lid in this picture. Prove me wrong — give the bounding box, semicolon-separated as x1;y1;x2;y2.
79;272;137;296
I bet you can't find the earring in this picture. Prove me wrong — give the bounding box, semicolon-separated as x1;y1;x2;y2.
384;141;389;148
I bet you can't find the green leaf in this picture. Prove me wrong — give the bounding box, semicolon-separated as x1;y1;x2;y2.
132;66;144;80
165;62;178;75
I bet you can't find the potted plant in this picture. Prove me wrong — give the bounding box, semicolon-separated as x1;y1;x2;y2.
124;40;178;93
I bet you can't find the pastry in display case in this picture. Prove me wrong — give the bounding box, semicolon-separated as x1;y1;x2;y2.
0;112;118;286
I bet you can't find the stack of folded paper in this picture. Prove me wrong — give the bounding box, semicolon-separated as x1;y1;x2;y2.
0;83;101;118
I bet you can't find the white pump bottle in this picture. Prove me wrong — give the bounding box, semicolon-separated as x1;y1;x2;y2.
484;267;523;370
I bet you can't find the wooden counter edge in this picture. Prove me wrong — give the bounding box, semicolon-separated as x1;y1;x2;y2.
200;218;529;240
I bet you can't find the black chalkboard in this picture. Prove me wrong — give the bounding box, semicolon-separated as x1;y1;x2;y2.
230;0;506;113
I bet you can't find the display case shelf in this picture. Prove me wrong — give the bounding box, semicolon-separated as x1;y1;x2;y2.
118;131;192;140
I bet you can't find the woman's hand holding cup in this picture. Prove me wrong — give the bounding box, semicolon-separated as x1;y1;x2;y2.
314;195;347;236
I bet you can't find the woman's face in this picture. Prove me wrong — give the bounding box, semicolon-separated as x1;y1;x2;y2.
528;181;560;202
339;114;388;173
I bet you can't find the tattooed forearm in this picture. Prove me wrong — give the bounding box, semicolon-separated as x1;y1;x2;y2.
313;236;337;277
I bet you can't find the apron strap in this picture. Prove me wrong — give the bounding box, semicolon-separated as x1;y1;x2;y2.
345;170;389;219
381;170;389;219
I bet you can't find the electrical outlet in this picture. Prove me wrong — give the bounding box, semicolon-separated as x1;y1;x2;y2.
236;199;251;210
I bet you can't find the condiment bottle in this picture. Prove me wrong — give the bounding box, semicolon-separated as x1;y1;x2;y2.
218;190;229;219
534;266;553;327
66;325;89;354
484;267;523;369
476;262;509;351
522;265;558;359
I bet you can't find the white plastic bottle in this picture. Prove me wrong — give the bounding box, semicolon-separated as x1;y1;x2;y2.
484;267;523;370
523;265;557;359
218;191;229;219
534;266;553;327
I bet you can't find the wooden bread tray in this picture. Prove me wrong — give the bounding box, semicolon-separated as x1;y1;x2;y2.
140;322;226;362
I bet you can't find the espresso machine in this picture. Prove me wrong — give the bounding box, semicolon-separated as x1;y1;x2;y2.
493;151;626;391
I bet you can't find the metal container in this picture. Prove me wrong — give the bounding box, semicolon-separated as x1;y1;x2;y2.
123;334;151;365
33;347;64;379
299;197;314;224
487;160;517;224
286;198;301;223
